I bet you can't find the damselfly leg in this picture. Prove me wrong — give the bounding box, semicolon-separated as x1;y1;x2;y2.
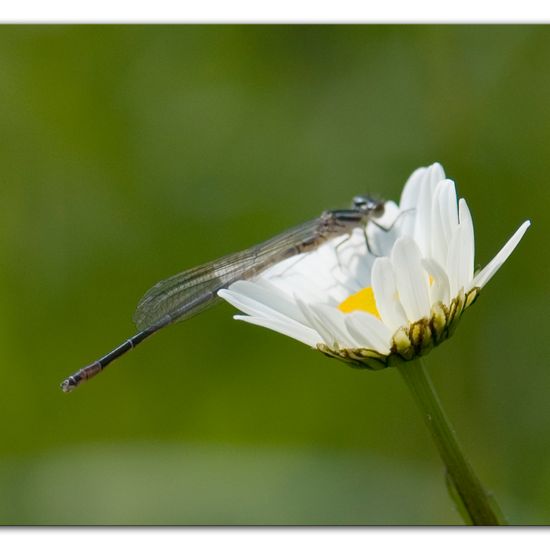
362;207;416;257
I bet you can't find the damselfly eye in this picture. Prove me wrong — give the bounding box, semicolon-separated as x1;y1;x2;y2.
353;195;385;218
352;195;368;209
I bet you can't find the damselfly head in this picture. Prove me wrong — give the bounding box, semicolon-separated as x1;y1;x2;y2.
352;195;385;218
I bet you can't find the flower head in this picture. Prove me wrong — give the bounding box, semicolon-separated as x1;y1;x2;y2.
218;164;530;369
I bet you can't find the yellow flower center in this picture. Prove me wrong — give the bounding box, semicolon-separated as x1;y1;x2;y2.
337;277;434;320
338;287;381;319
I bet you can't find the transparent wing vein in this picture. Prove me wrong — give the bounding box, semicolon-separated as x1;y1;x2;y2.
132;217;331;330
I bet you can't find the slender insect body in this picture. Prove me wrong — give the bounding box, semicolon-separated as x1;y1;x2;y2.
61;195;386;392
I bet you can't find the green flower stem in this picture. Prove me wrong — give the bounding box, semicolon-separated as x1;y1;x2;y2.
396;358;506;525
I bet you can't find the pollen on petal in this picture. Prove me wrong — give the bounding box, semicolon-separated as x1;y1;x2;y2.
338;287;381;319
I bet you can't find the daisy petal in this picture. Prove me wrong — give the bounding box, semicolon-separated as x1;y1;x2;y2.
310;304;358;348
226;280;308;324
233;315;321;347
439;179;459;247
446;225;464;297
470;220;531;289
414;163;446;257
218;288;298;325
422;257;450;306
391;237;431;322
400;167;426;211
295;297;337;347
345;312;392;355
219;287;319;345
428;162;446;189
458;198;475;285
431;180;451;267
371;256;408;331
413;171;434;256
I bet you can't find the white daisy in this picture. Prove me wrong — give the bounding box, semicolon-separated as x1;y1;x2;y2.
218;163;531;370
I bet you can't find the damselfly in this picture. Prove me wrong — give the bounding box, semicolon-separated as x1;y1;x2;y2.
60;195;386;392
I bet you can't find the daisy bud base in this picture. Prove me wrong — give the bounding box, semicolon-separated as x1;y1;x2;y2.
318;287;480;370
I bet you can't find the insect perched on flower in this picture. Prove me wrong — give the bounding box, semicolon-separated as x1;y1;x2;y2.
218;163;531;369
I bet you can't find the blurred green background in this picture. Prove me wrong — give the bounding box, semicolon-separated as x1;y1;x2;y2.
0;25;547;525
